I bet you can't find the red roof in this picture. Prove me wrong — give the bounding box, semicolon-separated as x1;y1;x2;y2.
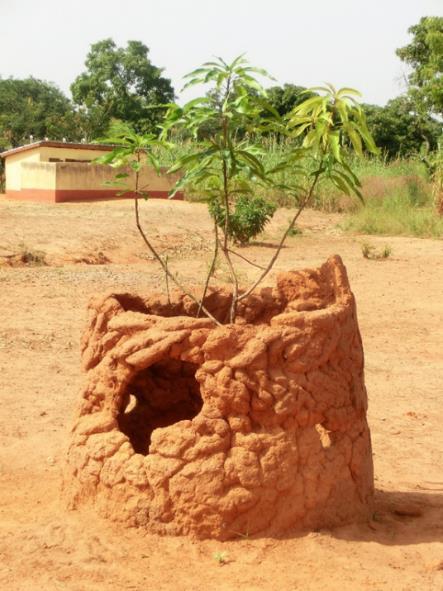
0;140;116;159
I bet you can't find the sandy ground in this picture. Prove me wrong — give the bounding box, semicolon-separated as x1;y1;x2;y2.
0;197;442;591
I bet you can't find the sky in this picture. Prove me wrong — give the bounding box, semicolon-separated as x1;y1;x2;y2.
1;0;442;107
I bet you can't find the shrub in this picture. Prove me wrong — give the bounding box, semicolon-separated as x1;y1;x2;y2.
209;195;277;245
18;243;47;266
361;242;392;259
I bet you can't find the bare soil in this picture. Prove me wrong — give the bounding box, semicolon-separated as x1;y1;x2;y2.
0;197;442;591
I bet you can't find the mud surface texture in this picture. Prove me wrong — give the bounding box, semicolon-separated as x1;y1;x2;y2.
65;255;373;539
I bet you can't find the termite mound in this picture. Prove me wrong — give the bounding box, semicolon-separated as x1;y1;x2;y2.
65;255;374;539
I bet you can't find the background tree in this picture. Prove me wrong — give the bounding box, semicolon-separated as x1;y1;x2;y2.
71;39;175;137
266;84;315;116
0;77;81;149
396;16;443;118
363;96;441;158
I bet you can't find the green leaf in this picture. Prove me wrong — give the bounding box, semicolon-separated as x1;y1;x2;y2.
241;75;266;94
167;152;205;174
329;131;342;162
330;174;351;195
236;150;265;175
303;128;318;148
341;162;362;187
303;86;330;94
181;77;207;91
333;169;364;202
336;87;362;98
346;125;363;157
290;122;312;138
354;122;379;154
130;160;142;172
230;54;248;69
335;101;349;123
183;97;211;111
290;95;325;117
94;147;130;165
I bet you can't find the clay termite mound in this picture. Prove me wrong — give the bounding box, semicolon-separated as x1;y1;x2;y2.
65;255;374;539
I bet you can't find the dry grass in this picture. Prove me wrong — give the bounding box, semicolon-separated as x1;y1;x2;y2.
342;175;443;238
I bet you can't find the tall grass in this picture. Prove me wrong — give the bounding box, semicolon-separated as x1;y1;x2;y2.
342;175;443;238
156;139;442;239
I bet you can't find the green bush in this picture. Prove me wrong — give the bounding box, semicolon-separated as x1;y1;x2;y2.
209;196;277;245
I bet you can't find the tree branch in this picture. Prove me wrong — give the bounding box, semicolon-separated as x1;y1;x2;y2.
236;170;322;304
227;248;266;270
197;221;219;317
223;246;239;323
133;194;222;326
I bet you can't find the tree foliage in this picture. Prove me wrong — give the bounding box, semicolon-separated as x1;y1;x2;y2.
266;83;315;116
363;96;441;158
284;84;378;200
396;16;443;117
162;56;278;203
0;77;81;149
71;39;175;137
209;195;277;245
100;57;377;324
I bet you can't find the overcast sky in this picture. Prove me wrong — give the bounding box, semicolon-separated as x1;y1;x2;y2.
1;0;442;106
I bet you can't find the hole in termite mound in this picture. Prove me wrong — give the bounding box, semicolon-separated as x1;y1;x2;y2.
117;359;203;455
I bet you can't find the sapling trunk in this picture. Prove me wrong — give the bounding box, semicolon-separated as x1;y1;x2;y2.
197;221;219;318
218;75;240;323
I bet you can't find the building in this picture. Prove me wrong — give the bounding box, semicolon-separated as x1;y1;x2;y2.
0;141;183;203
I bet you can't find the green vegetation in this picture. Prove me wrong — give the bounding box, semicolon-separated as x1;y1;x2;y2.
71;39;174;138
0;77;84;149
362;97;441;159
0;17;441;157
209;195;277;245
153;137;442;239
99;54;375;323
396;16;443;118
361;242;392;260
162;63;376;321
160;140;442;239
0;39;174;149
17;243;47;266
0;18;441;242
213;551;228;565
343;179;443;238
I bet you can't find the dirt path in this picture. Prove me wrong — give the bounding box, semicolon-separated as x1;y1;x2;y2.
0;199;442;590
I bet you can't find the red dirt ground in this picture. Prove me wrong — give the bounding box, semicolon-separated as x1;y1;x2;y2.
0;197;442;590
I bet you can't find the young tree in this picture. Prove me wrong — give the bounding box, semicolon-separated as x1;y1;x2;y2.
396;16;443;118
71;39;175;137
161;56;288;321
100;58;377;325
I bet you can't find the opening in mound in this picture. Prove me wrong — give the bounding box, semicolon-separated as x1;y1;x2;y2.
117;359;202;455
